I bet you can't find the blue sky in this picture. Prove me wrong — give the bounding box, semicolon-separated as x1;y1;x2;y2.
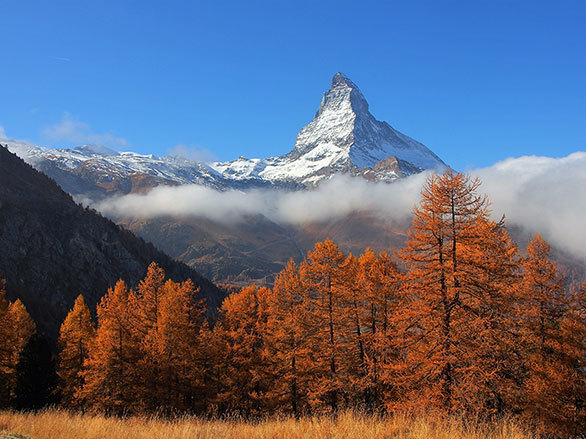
1;0;585;170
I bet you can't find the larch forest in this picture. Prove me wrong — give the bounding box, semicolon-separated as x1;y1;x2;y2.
1;170;584;438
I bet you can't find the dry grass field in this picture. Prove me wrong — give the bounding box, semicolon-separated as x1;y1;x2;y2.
0;409;535;439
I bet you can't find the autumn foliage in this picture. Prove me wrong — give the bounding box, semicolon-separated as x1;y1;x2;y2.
0;277;36;407
79;266;208;415
2;170;584;437
57;294;95;409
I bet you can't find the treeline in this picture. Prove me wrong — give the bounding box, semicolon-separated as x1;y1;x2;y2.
2;171;585;437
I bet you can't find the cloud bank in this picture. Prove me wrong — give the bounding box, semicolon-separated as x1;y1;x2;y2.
474;152;586;260
95;152;586;260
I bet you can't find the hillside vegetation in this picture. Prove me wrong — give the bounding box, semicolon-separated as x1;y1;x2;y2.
1;170;583;438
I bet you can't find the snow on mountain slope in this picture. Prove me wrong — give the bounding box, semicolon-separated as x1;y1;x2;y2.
4;140;229;195
2;73;446;195
211;73;446;185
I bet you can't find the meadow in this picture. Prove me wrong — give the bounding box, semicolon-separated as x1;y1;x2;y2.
0;409;535;439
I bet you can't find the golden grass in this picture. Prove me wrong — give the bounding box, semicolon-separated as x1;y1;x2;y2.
0;409;535;439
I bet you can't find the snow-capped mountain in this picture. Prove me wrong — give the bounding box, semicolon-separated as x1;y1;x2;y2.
3;73;446;198
6;140;222;185
211;73;446;185
4;139;233;199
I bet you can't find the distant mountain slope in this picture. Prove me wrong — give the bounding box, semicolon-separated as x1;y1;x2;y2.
0;146;225;340
1;73;449;286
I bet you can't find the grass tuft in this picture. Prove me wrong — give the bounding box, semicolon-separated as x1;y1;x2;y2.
0;409;535;439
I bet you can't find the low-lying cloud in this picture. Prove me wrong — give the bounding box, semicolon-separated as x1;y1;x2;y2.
96;172;430;225
474;152;586;260
95;152;586;260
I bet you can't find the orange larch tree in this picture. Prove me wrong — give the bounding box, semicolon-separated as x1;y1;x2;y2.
358;249;402;409
57;294;95;409
395;170;519;415
215;284;272;415
5;300;36;405
0;278;12;405
130;262;167;410
299;239;349;413
152;278;206;412
339;253;371;407
83;279;140;415
517;234;578;434
197;319;228;414
0;279;36;407
555;283;586;435
265;259;312;416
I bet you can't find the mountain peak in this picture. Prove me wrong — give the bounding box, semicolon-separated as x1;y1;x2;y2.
315;72;369;120
74;144;120;156
290;73;445;174
331;72;355;88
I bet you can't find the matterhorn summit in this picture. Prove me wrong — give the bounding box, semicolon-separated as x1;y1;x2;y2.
4;72;447;197
212;72;446;185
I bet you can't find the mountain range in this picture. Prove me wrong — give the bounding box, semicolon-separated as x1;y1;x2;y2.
3;73;442;284
12;74;580;288
5;73;445;199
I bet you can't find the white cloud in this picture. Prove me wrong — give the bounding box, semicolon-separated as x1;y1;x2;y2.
167;144;217;163
474;152;586;261
0;125;7;140
42;112;127;147
94;152;586;261
96;171;428;226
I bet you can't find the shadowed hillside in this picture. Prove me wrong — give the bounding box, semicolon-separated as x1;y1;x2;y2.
0;146;225;340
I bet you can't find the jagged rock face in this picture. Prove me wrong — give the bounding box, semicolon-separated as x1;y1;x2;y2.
0;74;449;290
5;73;446;194
211;72;446;185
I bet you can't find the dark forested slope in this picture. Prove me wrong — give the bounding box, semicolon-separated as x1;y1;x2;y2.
0;146;225;340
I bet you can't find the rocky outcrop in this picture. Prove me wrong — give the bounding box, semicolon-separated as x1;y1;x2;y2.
211;72;446;185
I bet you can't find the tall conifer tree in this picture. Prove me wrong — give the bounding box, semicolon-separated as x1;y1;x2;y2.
83;280;140;415
299;239;348;412
57;295;95;409
396;170;518;414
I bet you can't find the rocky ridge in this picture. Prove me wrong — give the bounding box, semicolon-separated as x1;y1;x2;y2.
5;73;445;198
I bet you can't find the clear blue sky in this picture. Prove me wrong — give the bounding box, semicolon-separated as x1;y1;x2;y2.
1;0;585;170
